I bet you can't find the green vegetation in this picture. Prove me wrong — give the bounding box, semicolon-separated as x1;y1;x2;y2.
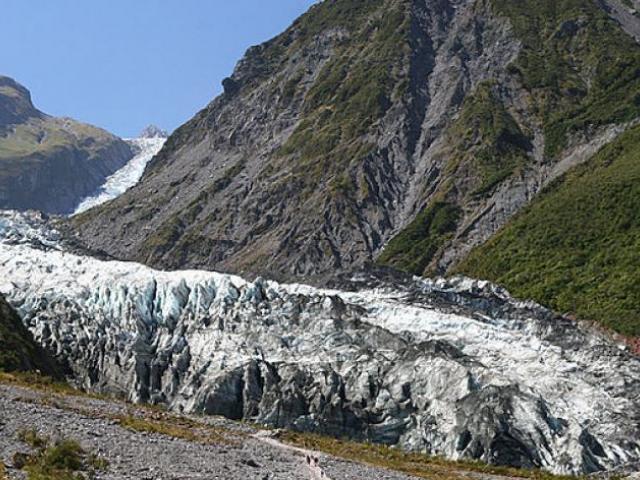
117;412;235;446
293;0;385;41
275;0;409;191
457;125;640;336
378;83;530;276
378;202;462;275
0;118;116;164
0;371;239;448
447;83;531;196
281;431;582;480
0;372;83;397
0;295;61;376
15;430;107;480
18;429;49;450
491;0;640;158
379;2;640;306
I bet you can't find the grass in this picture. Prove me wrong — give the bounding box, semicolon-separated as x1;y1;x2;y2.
18;429;49;450
0;371;239;447
456;124;640;336
0;372;82;397
0;116;116;162
116;412;237;446
280;431;583;480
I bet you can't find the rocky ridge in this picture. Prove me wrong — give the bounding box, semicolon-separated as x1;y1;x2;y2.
2;211;639;475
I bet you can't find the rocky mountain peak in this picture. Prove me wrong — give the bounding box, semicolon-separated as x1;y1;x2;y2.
0;75;134;214
139;124;169;139
0;74;41;125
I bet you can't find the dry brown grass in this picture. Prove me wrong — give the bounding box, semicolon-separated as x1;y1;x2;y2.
280;431;585;480
0;371;241;447
116;412;240;446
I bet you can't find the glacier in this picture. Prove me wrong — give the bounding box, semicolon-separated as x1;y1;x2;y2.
0;210;639;475
72;136;166;215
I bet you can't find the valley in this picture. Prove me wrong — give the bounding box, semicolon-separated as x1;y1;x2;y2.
1;0;640;478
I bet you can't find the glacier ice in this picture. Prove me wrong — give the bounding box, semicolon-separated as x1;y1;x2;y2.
0;210;638;475
72;137;166;215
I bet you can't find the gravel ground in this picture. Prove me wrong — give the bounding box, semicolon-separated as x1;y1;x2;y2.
0;384;424;480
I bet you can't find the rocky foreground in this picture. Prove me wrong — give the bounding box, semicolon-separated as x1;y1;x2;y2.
0;380;426;480
1;211;640;476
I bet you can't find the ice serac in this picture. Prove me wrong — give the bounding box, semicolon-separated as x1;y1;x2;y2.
1;211;639;475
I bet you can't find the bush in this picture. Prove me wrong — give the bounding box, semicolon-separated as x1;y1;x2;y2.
14;430;107;480
457;125;640;336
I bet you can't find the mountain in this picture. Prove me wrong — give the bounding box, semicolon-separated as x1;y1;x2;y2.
2;210;639;475
139;124;169;139
72;0;640;335
0;75;133;214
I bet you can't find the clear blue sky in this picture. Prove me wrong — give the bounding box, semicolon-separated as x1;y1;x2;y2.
0;1;316;137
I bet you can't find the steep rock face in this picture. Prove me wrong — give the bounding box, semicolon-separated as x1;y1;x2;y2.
0;75;133;214
0;291;62;377
3;211;640;475
139;124;169;139
72;0;640;284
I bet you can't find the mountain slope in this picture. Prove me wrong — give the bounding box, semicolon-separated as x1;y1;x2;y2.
0;75;133;214
72;0;640;296
0;293;62;376
456;124;640;337
71;0;524;278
